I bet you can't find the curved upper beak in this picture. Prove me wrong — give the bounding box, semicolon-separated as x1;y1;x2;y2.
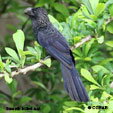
24;8;34;16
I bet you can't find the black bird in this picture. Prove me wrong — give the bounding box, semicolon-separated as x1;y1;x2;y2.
24;7;89;102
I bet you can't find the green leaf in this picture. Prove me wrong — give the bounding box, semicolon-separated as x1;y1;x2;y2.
42;105;51;113
19;50;26;67
82;18;96;27
106;41;113;47
17;96;31;105
89;0;99;12
90;15;97;21
81;0;94;14
75;57;82;60
100;58;113;65
61;23;72;39
12;90;21;99
33;81;47;91
90;85;100;90
84;57;91;61
41;58;51;67
64;101;77;107
35;46;42;61
27;46;37;55
5;47;19;62
73;49;82;57
4;73;13;84
13;29;25;57
48;14;63;31
92;65;109;74
102;91;112;98
84;39;94;56
109;4;113;16
65;107;84;112
107;21;113;34
96;36;104;44
5;60;11;74
53;3;69;17
101;75;108;86
0;93;9;100
71;12;79;29
0;55;4;72
106;0;113;8
6;24;17;32
81;68;99;86
81;5;91;18
95;3;105;17
97;18;104;29
108;101;113;111
8;79;18;95
34;41;40;46
23;51;34;55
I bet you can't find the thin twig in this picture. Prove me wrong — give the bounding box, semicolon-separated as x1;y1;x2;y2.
0;61;43;78
110;82;113;88
71;35;91;50
0;35;92;78
106;17;113;25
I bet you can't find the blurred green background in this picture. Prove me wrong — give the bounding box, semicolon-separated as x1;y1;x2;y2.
0;0;113;113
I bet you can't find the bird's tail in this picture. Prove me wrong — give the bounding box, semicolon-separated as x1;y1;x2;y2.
61;63;89;102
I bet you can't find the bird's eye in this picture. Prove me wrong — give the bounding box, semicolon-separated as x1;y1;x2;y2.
32;9;36;14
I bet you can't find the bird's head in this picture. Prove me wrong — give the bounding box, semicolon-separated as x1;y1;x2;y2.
24;7;50;28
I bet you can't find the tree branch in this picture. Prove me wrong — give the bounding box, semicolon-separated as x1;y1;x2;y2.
71;35;91;50
0;61;43;78
110;82;113;88
0;35;92;78
106;17;113;25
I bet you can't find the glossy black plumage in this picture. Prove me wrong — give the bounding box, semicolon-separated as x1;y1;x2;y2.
25;7;89;102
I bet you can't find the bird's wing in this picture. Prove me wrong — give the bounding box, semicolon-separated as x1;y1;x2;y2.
38;31;74;69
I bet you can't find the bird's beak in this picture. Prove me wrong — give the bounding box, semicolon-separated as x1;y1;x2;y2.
24;7;34;16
